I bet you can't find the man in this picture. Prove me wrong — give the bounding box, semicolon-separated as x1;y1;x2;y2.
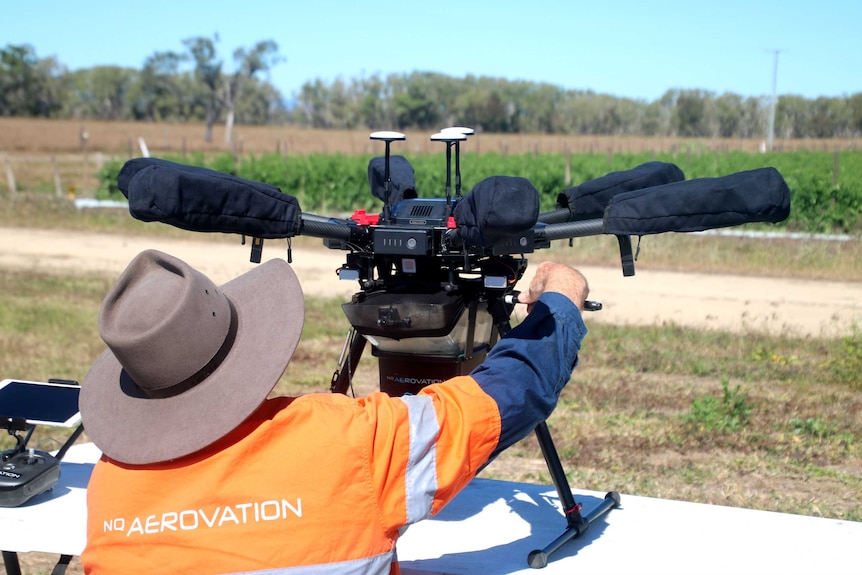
79;248;589;574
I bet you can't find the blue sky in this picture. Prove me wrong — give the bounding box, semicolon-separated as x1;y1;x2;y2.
5;0;860;102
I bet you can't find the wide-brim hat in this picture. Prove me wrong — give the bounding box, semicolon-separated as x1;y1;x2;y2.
80;249;303;465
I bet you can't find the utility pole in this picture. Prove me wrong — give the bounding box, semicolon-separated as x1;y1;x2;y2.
767;49;782;151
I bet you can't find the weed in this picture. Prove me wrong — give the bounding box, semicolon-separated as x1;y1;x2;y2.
823;330;862;389
788;417;833;439
684;377;752;433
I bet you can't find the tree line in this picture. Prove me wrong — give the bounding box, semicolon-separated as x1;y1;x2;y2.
0;39;283;146
2;41;861;141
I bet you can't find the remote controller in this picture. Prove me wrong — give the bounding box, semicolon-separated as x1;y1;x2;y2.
0;448;61;507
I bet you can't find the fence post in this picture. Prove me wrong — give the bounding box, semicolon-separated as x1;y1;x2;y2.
52;155;63;197
832;150;839;188
3;155;17;196
81;153;89;196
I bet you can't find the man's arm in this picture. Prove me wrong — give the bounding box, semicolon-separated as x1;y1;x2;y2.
367;262;590;526
471;262;589;454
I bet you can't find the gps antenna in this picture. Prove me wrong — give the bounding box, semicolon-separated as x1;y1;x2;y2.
441;127;474;198
430;130;467;207
370;131;406;222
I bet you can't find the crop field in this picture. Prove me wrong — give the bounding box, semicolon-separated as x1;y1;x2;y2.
2;117;859;198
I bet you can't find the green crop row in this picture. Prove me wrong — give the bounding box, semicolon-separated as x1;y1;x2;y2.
97;149;862;234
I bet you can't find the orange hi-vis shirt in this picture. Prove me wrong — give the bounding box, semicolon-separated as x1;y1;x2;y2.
82;376;501;574
83;293;587;574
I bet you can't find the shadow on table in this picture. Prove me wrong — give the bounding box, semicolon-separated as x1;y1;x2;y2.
401;479;616;574
13;462;94;508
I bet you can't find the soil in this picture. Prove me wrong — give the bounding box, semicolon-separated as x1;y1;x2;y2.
1;227;860;338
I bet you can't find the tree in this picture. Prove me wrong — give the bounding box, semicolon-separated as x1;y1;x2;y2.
674;90;713;137
296;78;333;128
450;76;517;133
182;36;283;145
518;82;562;133
775;95;809;139
849;93;862;136
392;83;438;130
135;51;187;121
0;44;66;117
63;66;137;120
4;40;861;140
222;40;283;145
715;93;743;137
91;66;136;120
183;37;223;143
355;74;388;129
639;100;670;136
808;96;844;138
237;77;288;125
739;96;765;139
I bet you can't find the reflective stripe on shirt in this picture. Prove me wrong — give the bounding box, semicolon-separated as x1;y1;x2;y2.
233;550;394;574
398;393;440;524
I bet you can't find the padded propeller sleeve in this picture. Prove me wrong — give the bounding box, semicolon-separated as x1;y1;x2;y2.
454;176;540;247
557;161;685;219
367;155;417;205
603;167;791;235
118;158;302;238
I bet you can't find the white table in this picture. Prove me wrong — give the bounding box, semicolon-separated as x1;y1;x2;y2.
2;443;860;575
398;478;862;574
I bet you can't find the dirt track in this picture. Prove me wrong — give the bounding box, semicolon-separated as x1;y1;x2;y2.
1;227;860;337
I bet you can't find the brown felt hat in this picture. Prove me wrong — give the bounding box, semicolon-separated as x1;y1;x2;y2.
80;249;304;464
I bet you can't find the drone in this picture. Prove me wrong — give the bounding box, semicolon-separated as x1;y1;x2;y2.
115;128;790;567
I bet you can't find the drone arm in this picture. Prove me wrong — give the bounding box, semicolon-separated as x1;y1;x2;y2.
297;215;353;242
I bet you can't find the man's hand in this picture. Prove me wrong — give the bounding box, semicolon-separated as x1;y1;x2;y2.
518;261;589;312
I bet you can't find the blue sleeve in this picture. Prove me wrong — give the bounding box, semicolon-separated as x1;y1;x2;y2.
470;292;587;454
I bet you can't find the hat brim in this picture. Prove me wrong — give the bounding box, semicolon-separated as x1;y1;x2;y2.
80;258;304;465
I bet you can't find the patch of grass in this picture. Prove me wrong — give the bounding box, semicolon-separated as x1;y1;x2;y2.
481;319;862;521
684;377;752;433
300;296;352;340
484;364;862;520
823;330;862;389
788;416;834;439
580;322;858;390
540;232;862;282
0;271;109;382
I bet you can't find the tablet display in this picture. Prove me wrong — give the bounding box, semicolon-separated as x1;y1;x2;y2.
0;379;81;427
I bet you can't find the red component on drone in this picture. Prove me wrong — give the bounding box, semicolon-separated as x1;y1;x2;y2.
350;210;380;225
